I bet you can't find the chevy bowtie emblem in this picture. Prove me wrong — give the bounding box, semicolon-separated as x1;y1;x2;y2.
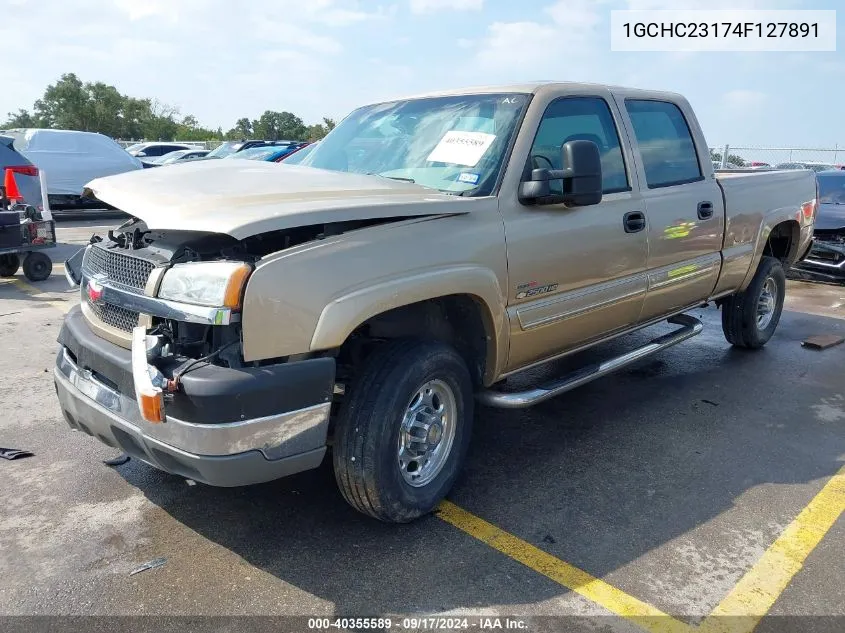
87;279;104;304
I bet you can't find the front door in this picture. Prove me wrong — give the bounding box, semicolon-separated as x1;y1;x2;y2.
500;90;649;373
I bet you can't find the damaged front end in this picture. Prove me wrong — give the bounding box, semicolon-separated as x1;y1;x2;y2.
792;228;845;283
54;217;345;484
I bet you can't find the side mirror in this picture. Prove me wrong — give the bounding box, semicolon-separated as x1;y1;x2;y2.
519;139;603;207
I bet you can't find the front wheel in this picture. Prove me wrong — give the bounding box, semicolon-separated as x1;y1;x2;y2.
721;255;786;349
332;339;474;523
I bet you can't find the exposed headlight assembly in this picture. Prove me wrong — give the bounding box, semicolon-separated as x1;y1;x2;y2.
158;261;252;308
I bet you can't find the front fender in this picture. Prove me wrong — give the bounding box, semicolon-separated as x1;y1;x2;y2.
240;204;509;379
310;266;508;383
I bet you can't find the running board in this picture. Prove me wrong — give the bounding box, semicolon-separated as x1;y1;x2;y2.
477;314;704;409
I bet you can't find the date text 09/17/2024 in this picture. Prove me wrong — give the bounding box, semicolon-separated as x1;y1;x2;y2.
307;617;529;630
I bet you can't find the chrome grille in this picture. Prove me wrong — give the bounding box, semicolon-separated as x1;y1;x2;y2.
85;295;140;332
83;245;155;290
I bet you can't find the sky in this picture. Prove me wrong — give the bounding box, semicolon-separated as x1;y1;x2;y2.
0;0;841;148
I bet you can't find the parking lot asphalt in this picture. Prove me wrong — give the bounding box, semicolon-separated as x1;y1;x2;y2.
0;220;843;632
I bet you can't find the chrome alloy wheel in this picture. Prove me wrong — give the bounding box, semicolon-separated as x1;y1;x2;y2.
397;379;458;487
757;276;778;330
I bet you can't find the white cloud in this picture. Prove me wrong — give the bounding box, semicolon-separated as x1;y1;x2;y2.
469;0;607;74
723;89;767;110
624;0;790;7
112;0;194;23
474;21;561;71
409;0;482;15
252;21;344;54
545;0;607;30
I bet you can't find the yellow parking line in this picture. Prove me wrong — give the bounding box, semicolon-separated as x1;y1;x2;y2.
698;464;845;633
7;277;74;314
438;465;845;633
436;500;693;633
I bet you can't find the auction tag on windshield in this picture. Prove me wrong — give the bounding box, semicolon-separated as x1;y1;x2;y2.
427;131;496;167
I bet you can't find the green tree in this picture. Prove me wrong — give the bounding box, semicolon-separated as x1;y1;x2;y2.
87;82;125;138
34;73;90;130
2;73;337;145
252;110;307;141
2;109;38;128
226;117;253;140
306;117;336;141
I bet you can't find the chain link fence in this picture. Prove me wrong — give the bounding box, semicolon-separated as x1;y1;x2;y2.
709;145;845;169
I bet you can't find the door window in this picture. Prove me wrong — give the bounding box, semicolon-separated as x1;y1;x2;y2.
625;100;703;188
527;97;629;194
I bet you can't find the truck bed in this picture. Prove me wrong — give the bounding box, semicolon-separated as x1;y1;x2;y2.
713;168;816;295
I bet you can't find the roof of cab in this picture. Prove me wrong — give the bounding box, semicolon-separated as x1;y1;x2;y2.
380;81;684;103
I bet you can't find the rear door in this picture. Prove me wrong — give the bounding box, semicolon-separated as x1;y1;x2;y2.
614;94;724;321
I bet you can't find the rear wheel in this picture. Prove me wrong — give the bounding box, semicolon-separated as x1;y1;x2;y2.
332;339;474;523
22;251;52;282
0;254;20;277
721;256;786;349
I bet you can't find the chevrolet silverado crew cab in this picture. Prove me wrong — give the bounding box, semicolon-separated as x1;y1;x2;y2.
55;83;817;522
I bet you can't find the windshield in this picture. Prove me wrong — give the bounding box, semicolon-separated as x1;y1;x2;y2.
126;143;145;153
818;174;845;204
295;93;529;195
206;141;244;159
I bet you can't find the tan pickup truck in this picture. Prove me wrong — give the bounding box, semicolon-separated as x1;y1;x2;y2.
56;82;817;522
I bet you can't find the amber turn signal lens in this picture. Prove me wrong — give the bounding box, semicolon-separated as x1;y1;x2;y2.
138;388;165;423
223;263;252;309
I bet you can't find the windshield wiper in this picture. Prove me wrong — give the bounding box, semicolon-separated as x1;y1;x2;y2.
369;172;416;183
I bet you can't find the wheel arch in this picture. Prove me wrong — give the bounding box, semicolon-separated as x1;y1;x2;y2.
738;218;801;292
311;267;508;386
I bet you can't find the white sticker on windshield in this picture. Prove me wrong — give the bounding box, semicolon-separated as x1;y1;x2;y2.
427;131;497;167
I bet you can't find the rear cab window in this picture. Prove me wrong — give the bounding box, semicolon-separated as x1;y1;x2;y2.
624;99;703;189
526;96;630;195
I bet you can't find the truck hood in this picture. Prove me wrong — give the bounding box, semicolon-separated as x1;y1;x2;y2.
85;159;478;239
814;202;845;231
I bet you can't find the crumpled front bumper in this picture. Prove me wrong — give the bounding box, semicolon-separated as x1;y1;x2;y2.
54;305;335;487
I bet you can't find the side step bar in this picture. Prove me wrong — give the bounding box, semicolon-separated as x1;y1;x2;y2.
477;314;703;409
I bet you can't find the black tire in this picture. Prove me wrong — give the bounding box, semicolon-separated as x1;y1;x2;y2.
721;256;786;349
0;254;20;277
22;251;52;282
333;339;474;523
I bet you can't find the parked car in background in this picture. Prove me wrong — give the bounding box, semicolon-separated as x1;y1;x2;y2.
126;142;195;160
223;143;309;162
145;149;210;166
204;139;307;160
0;134;43;209
0;128;142;210
775;161;843;172
792;170;845;281
277;141;316;164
